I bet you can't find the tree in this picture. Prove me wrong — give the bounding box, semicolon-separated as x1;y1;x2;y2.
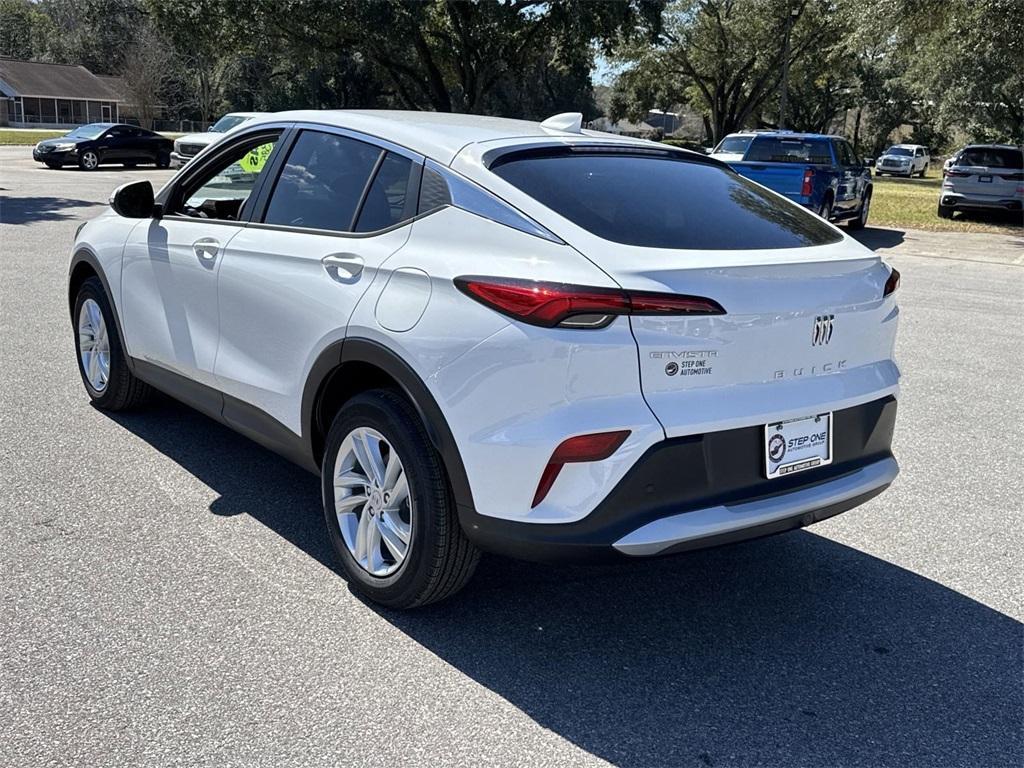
610;0;827;144
120;23;177;128
218;0;663;117
0;0;50;60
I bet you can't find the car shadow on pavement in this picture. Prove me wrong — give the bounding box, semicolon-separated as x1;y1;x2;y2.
849;226;905;251
0;195;102;225
106;397;1023;768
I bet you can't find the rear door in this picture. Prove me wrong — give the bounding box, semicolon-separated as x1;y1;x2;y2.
832;139;862;213
213;126;419;434
487;150;899;438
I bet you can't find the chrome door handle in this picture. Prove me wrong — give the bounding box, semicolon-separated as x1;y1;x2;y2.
193;237;220;261
322;253;364;283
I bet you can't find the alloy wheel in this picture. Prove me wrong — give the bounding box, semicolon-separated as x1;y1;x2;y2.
78;298;110;392
81;151;98;170
333;427;412;577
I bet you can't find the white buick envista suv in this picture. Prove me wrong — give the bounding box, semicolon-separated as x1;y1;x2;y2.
69;110;901;607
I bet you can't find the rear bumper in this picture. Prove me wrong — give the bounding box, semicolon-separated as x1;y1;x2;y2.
460;396;897;562
940;192;1022;211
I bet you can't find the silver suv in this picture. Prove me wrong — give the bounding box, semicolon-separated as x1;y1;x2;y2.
938;144;1024;219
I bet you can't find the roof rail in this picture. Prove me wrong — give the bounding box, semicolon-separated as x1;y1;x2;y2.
540;112;583;133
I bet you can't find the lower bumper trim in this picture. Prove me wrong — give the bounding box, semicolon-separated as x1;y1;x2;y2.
613;457;898;556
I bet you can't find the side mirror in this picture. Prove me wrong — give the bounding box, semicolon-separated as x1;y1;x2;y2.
109;180;157;218
208;126;216;132
864;157;874;166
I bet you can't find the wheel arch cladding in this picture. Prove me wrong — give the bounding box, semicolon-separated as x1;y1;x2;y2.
306;338;475;512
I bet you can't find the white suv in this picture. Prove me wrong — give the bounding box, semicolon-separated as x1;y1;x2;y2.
875;144;930;177
69;110;901;607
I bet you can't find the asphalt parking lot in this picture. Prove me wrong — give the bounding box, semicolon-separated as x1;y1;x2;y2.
2;146;1022;767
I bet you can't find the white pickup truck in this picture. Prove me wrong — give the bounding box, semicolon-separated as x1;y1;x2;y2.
170;112;264;168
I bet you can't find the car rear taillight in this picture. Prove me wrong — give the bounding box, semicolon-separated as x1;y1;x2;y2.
997;172;1024;181
883;267;900;297
801;168;814;197
944;168;971;178
454;277;725;329
532;430;631;507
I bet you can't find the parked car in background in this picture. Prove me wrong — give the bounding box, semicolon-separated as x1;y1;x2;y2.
69;110;900;607
32;123;172;171
938;144;1024;219
170;112;264;168
875;144;930;177
718;131;873;228
709;132;755;162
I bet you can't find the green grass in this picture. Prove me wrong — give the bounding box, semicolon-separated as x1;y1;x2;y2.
870;174;1022;234
0;129;184;145
0;129;65;145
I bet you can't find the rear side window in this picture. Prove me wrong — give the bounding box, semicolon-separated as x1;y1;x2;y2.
956;147;1023;169
745;137;832;164
264;130;381;232
354;152;415;232
490;151;841;250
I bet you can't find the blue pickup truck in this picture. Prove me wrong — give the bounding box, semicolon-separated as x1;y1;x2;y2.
710;131;873;229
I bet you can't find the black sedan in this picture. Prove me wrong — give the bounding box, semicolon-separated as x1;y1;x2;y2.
32;123;173;171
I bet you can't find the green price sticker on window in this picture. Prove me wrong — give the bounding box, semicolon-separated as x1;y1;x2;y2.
239;142;273;173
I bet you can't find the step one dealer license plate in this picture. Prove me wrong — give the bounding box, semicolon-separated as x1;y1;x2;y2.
764;412;833;479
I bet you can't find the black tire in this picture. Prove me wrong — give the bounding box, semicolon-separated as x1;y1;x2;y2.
77;149;100;171
937;203;954;219
918;167;927;178
847;190;871;230
817;195;833;221
156;152;170;169
73;277;152;411
321;389;479;608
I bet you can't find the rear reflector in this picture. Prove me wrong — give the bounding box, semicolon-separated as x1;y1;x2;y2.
455;276;725;328
883;267;900;297
532;430;631;507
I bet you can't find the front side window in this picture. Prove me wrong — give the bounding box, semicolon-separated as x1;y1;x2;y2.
177;133;280;220
745;137;832;164
490;150;842;250
263;130;382;232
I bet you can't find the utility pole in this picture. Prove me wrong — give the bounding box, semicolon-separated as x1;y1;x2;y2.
778;5;799;129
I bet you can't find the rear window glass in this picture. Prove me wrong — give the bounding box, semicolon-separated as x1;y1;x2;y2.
956;148;1023;169
715;135;753;154
490;151;841;250
745;137;832;164
354;152;415;232
264;130;381;232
